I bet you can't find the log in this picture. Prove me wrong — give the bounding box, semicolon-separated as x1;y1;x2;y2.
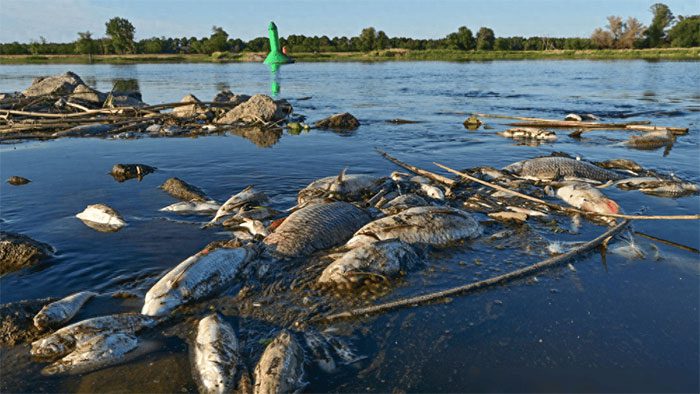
376;149;457;187
320;220;629;322
625;124;689;135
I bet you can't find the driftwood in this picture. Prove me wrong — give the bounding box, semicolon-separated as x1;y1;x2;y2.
476;113;688;134
625;124;688;135
634;231;700;254
319;220;629;322
434;162;700;221
376;149;457;187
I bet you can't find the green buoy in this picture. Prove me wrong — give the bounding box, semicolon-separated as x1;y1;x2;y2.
264;22;293;65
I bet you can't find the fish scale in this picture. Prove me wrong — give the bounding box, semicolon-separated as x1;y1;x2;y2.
505;157;624;182
194;314;240;394
263;202;372;258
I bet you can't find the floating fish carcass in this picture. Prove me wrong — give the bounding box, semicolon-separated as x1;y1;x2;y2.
555;182;620;215
253;330;305;394
624;129;674;150
297;171;381;205
41;332;139;376
303;330;336;373
319;240;421;286
209;186;269;225
194;314;240;394
612;177;699;198
75;204;126;231
347;206;481;248
263;202;372;258
504;157;624;182
380;193;428;214
160;200;221;215
498;127;557;140
33;291;97;330
142;246;256;316
31;312;155;360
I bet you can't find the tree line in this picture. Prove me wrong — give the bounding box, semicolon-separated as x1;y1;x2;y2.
1;3;697;56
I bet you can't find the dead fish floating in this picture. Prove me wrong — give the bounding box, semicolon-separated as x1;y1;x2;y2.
555;182;620;216
498;127;557;141
160;200;221;215
611;177;699;198
33;291;97;330
298;170;381;205
208;186;269;226
319;240;421;287
504;157;624;182
347;206;481;248
110;163;156;182
624;129;674;150
161;177;209;202
7;176;31;185
193;314;240;394
76;204;126;231
253;330;305;394
142;246;256;316
263;202;372;258
41;331;139;376
303;330;336;373
31;312;155;360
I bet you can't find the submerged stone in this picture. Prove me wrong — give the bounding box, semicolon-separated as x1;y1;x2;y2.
0;231;53;276
315;112;360;131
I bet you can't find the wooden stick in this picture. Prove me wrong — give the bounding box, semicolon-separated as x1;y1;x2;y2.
625;124;689;135
319;220;629;322
634;231;700;254
433;162;700;221
376;149;457;187
477;113;651;128
65;101;91;112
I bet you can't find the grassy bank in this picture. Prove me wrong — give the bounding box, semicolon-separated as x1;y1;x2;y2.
1;47;698;64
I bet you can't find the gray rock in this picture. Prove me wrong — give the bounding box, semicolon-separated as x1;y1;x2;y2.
216;94;289;124
213;90;250;107
103;94;146;108
70;84;107;104
315;112;360;131
1;297;57;346
0;231;53;276
22;71;84;97
7;176;31;186
160;177;208;202
171;94;202;118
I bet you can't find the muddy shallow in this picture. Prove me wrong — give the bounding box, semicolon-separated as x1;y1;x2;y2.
1;61;699;393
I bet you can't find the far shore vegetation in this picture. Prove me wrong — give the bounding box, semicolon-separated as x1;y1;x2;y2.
1;3;697;64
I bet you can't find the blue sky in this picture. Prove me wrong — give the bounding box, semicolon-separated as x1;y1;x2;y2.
1;0;698;43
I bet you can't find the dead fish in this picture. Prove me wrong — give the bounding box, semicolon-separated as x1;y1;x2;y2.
209;186;269;225
31;312;155;360
611;177;699;198
33;291;97;330
556;182;620;215
142;246;255;316
419;183;445;200
233;206;280;222
160;177;209;202
110;164;156;182
298;170;380;204
237;219;269;237
506;206;548;217
7;176;31;185
390;171;411;182
504;157;624;182
347;206;481;248
625;129;674;150
263;202;372;258
194;314;240;394
160;200;221;215
319;333;364;365
564;113;583;122
41;332;138;376
303;330;336;373
253;330;305;394
319;240;421;286
381;193;428;214
76;204;126;230
595;159;644;173
498;127;556;140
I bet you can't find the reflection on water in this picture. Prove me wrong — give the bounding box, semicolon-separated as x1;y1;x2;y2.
268;63;283;97
111;78;142;100
0;61;698;393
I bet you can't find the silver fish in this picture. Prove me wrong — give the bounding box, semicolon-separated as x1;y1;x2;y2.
209;186;269;225
303;330;336;373
253;330;305;394
76;204;126;230
142;247;255;316
625;130;674;150
31;312;154;360
298;170;379;205
194;314;240;394
504;157;624;182
42;332;138;376
347;206;481;248
419;183;445;200
556;182;621;215
595;159;644;173
612;177;699;198
33;291;97;330
319;333;364;364
319;240;421;286
263;202;372;258
498;127;557;140
160;201;221;215
381;193;428;214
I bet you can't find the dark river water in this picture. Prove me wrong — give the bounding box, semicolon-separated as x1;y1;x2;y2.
1;61;699;393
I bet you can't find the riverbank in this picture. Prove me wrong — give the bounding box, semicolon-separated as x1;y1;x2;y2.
1;47;698;64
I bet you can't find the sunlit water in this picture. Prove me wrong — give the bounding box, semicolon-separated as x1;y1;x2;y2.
1;61;699;393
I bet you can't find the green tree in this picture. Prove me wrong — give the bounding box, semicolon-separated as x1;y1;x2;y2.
141;37;163;54
375;30;390;50
359;27;376;51
476;27;495;50
668;15;700;47
105;17;135;54
644;3;674;47
75;31;96;61
447;26;474;50
205;26;229;54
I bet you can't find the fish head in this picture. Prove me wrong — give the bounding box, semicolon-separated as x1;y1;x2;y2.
32;313;52;331
581;197;620;215
141;296;178;317
31;335;75;359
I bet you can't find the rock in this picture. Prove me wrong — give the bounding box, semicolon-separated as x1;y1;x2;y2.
22;71;84;97
0;232;53;276
315;112;360;131
7;176;30;186
160;177;208;202
110;164;156;182
213;90;250;107
146;124;162;133
488;211;528;223
1;297;56;346
103;94;146;108
216;94;289;124
172;94;202;118
69;84;107;104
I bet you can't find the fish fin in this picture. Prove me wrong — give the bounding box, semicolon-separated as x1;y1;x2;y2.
337;168;347;184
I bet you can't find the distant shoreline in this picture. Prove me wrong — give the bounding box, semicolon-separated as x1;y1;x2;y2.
1;47;698;64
